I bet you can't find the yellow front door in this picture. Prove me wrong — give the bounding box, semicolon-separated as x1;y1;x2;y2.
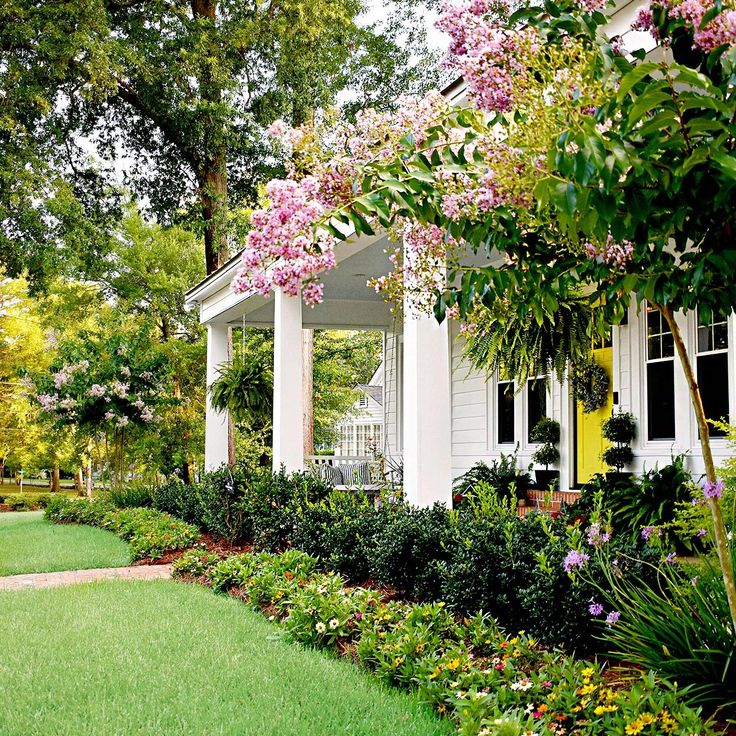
576;346;614;484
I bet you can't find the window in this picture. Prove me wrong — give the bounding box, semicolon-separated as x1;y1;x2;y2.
646;306;676;440
340;425;355;455
358;394;368;408
697;312;729;437
356;425;370;455
370;424;382;451
527;378;547;442
497;380;515;444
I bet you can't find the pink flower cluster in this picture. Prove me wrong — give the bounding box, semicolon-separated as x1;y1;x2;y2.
634;0;736;51
231;177;336;306
437;1;540;113
584;234;634;269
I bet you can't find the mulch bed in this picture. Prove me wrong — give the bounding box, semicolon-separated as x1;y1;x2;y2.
134;533;251;567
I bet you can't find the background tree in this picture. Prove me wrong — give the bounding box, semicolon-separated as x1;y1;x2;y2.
1;0;441;277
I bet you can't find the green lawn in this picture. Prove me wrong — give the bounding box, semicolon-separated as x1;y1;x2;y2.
0;512;131;576
0;580;453;736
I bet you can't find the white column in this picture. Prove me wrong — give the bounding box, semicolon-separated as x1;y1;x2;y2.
402;310;453;507
205;322;230;471
273;288;304;472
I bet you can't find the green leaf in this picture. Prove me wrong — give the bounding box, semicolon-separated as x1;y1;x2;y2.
713;152;736;180
627;90;674;126
616;62;660;101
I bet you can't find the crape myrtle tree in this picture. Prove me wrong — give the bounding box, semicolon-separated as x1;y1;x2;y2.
230;0;736;627
0;0;442;279
30;325;172;490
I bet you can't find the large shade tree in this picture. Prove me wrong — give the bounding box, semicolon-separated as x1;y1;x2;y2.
1;0;441;281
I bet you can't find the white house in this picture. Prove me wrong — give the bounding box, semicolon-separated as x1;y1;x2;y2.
185;0;732;507
334;363;384;458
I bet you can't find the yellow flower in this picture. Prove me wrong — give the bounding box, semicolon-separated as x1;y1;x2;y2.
527;638;536;647
579;684;597;696
581;667;596;678
639;714;656;726
625;721;644;735
513;648;522;657
447;658;461;671
510;637;519;645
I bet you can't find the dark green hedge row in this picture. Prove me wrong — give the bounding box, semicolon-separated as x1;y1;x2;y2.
150;465;658;653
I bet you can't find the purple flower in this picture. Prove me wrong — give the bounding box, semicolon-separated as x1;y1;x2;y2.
696;529;708;538
589;600;604;616
587;523;611;547
664;552;677;565
641;526;661;541
605;611;621;626
564;550;590;573
703;479;725;499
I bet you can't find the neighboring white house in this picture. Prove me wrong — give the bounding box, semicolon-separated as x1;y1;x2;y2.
334;363;384;458
184;0;731;506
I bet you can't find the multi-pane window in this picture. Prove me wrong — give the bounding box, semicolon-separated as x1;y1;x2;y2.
527;378;547;442
646;305;676;440
356;425;369;455
697;312;729;437
370;424;382;451
340;425;355;455
497;380;515;444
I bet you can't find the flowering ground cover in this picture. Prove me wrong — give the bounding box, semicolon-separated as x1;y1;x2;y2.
172;548;714;736
0;511;131;576
0;579;452;736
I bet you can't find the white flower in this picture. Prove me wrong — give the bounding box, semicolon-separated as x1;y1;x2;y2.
328;618;339;630
120;366;131;377
87;384;106;398
315;622;326;634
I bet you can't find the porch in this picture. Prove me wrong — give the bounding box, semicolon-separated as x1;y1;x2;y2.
185;231;454;508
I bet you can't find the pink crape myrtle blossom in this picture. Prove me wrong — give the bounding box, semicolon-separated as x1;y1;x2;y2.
37;393;59;412
437;0;540;113
584;234;634;269
231;176;337;306
634;0;736;50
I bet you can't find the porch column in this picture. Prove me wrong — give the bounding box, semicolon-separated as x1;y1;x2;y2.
402;310;453;507
205;322;229;471
272;288;304;472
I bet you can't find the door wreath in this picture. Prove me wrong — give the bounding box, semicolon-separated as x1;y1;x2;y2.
571;359;609;413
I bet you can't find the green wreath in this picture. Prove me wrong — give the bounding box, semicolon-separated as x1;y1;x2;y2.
571;360;610;413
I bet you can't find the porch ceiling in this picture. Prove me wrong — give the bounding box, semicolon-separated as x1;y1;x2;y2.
195;232;396;330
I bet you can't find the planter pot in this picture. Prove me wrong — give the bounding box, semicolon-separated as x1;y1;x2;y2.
605;471;633;485
535;469;560;490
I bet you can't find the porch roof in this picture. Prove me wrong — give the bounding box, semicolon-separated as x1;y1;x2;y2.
184;230;396;330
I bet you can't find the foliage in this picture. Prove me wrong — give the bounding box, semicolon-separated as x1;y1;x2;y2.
1;493;54;511
105;484;153;509
600;445;635;472
601;412;637;444
0;0;441;276
209;359;273;429
464;295;595;385
171;547;221;578
453;452;531;503
371;503;453;601
181;547;714;734
570;360;610;414
150;479;204;527
590;538;736;706
530;418;560;470
44;496;199;560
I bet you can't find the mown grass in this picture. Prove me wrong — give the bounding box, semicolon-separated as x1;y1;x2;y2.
0;512;131;576
0;580;453;736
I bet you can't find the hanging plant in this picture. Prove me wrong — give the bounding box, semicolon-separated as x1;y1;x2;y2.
571;360;609;413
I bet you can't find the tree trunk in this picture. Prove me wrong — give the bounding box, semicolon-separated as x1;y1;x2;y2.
660;304;736;630
199;163;230;273
303;330;314;456
76;467;84;494
86;455;93;498
50;466;61;493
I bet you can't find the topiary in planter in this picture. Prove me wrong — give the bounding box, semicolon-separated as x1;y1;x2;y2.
601;412;637;473
531;417;560;489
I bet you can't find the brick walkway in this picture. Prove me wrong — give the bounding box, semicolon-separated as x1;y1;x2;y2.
0;564;172;591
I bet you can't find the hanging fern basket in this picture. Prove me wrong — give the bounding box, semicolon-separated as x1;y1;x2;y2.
571;360;610;413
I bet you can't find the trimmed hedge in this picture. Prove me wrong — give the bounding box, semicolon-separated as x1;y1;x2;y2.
45;497;199;560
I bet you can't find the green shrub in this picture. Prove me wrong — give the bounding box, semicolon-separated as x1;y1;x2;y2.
206;553;259;592
106;484;153;509
103;507;199;560
292;490;377;581
151;478;204;526
370;503;452;601
452;451;531;504
44;496;116;525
